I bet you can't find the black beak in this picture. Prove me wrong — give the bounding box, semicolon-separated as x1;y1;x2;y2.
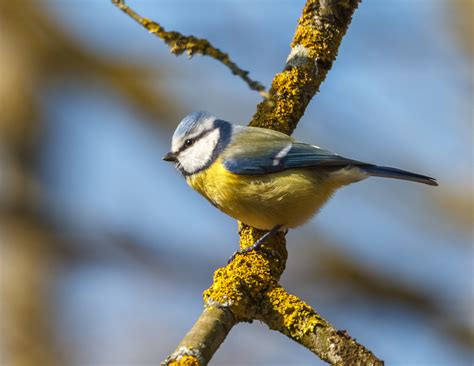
162;151;177;162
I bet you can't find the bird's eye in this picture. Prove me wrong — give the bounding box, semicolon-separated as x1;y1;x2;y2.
184;139;194;147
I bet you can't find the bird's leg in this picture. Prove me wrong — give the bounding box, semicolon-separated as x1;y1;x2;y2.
242;225;283;253
228;225;283;263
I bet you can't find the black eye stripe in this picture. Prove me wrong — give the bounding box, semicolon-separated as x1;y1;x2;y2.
176;129;214;154
177;119;232;177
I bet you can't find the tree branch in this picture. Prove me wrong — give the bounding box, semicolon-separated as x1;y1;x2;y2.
261;286;381;365
154;0;383;364
250;0;362;134
111;0;269;98
162;307;235;366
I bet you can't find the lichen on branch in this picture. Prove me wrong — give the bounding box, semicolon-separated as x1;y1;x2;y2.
111;0;268;98
250;0;362;135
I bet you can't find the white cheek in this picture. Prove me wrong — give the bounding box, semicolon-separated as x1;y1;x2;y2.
178;129;220;174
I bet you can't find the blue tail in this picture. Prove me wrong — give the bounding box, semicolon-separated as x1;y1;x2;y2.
362;165;437;186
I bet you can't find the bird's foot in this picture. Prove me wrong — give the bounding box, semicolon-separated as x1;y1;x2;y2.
227;225;283;264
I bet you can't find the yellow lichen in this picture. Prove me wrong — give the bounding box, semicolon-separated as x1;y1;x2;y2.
265;286;325;340
203;250;276;320
250;66;317;135
249;0;359;136
168;355;200;366
290;0;343;61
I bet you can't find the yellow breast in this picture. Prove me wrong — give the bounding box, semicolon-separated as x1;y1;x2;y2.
186;159;341;230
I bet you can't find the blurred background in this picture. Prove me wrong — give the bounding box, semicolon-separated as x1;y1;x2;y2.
0;0;472;365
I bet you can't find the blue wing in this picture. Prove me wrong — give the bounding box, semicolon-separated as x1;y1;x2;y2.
222;127;364;175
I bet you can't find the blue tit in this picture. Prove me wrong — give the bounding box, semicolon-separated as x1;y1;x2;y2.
163;111;437;254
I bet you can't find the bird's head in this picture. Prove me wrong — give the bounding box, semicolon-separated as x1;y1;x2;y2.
163;111;233;176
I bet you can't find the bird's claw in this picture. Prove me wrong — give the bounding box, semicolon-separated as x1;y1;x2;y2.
227;246;281;264
227;247;251;264
227;225;284;264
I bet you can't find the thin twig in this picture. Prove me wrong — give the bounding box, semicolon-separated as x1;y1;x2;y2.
111;0;269;99
161;306;235;366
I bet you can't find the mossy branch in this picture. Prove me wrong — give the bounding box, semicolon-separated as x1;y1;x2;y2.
262;286;381;365
153;0;383;364
250;0;363;134
111;0;268;99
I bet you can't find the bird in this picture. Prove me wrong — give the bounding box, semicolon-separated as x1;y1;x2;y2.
163;111;437;257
